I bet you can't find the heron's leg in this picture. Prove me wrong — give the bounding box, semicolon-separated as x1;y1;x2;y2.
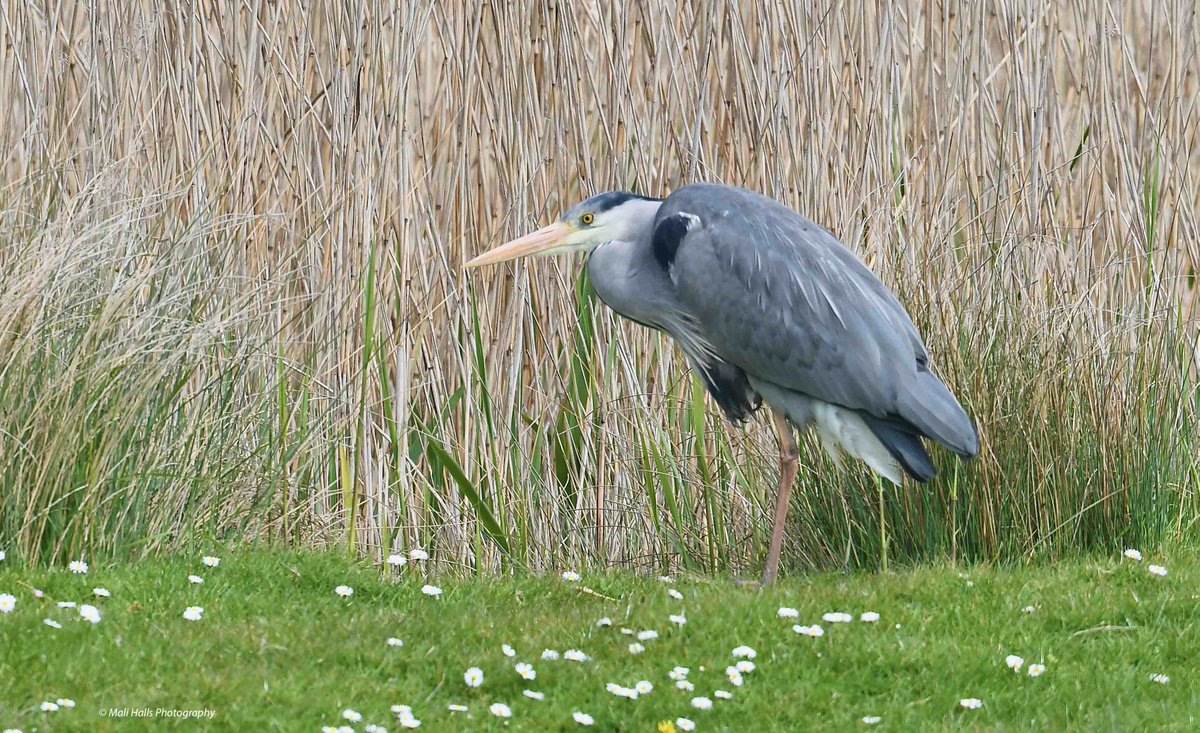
763;409;799;585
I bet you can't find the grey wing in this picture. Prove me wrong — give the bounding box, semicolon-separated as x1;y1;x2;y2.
662;184;978;457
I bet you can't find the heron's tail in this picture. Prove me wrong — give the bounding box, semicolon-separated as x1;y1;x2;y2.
860;415;937;483
897;371;979;458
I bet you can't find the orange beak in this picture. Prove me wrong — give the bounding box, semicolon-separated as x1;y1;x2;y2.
465;222;572;268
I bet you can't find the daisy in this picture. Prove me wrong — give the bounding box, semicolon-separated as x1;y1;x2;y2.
541;649;561;660
386;553;407;567
668;588;684;600
365;725;387;733
41;701;59;712
676;719;696;732
635;680;654;694
691;696;713;711
1028;663;1046;677
409;549;430;561
448;704;468;712
93;588;111;598
562;571;581;581
335;585;354;598
391;705;412;716
1021;605;1036;614
669;666;690;680
637;630;659;641
523;690;545;701
79;604;101;624
778;607;800;618
727;671;744;687
573;711;594;726
464;667;484;687
420;584;442;597
515;662;536;680
628;642;645;655
183;606;204;621
669;613;687;626
56;699;75;708
793;624;825;637
188;575;204;584
398;716;421;729
822;612;853;623
596;617;613;627
1123;548;1143;561
202;556;220;567
1004;655;1024;672
564;649;591;662
0;550;5;561
863;716;882;725
1150;673;1170;684
736;660;755;673
732;645;756;658
44;618;63;629
502;643;516;657
675;680;695;692
69;560;88;574
860;611;880;623
959;698;984;710
387;637;404;647
343;709;362;722
715;690;733;699
0;594;16;614
488;702;512;718
1148;564;1167;577
57;601;77;608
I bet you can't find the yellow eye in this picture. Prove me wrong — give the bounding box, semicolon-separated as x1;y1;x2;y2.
580;212;595;226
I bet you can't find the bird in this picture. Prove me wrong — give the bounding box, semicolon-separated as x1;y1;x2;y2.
466;183;979;584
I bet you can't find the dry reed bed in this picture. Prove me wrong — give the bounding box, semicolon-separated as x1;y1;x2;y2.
0;1;1196;571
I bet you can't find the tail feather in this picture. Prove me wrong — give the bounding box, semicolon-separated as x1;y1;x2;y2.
897;371;979;458
861;415;937;483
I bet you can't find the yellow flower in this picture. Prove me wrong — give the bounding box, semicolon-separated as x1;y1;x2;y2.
658;722;677;733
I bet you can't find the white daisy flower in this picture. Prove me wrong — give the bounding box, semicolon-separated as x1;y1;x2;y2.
1123;548;1143;561
365;724;387;733
628;642;645;655
959;698;984;710
189;575;205;584
1028;663;1046;677
1021;606;1036;614
0;550;5;561
398;716;421;729
41;701;59;712
793;624;825;637
464;667;484;687
1004;655;1024;672
420;584;442;597
822;612;853;623
56;699;75;708
183;606;204;621
668;588;684;600
93;588;111;598
523;690;544;701
675;679;695;691
691;696;713;711
564;649;591;662
1148;564;1167;577
596;617;613;627
541;649;560;661
79;604;101;624
715;690;733;699
342;709;362;722
69;560;88;574
668;666;690;680
635;680;653;694
561;571;581;581
736;660;755;673
669;613;687;626
336;727;355;733
44;618;62;629
57;601;76;608
387;637;404;647
488;702;512;718
409;549;430;561
32;588;43;598
502;643;516;657
335;585;354;598
386;553;407;567
619;627;634;635
637;630;659;641
860;611;880;623
447;704;468;712
1150;673;1170;684
732;645;757;658
515;662;536;680
727;671;744;687
391;705;412;716
606;684;638;699
0;594;14;614
676;719;696;732
863;716;882;725
202;556;220;567
572;711;594;726
777;607;800;618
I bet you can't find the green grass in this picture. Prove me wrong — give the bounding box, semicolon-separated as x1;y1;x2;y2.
2;549;1197;731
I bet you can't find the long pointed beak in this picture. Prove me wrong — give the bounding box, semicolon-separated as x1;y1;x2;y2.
466;222;572;268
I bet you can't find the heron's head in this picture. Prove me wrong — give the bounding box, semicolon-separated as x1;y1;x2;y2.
466;192;662;268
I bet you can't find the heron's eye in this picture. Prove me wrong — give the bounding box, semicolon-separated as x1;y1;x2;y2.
580;212;595;226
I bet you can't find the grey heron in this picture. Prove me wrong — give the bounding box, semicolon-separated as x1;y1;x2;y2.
467;183;978;584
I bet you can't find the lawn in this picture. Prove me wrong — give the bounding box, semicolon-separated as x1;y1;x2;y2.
1;548;1196;732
